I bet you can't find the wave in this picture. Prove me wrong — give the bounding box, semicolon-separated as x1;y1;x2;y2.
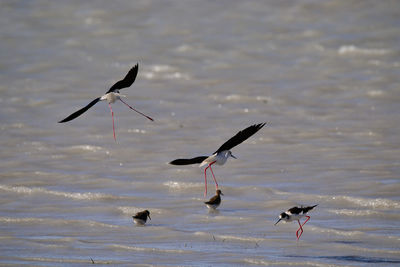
338;45;390;56
163;181;202;190
0;184;121;201
0;216;120;229
140;64;191;81
275;190;400;210
109;244;190;254
326;208;400;220
193;231;264;243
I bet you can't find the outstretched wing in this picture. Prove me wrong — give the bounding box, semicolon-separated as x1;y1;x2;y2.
58;97;101;123
107;64;139;93
214;123;266;154
169;156;208;165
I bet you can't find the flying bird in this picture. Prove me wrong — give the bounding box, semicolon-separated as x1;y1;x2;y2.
170;123;266;196
275;205;317;240
58;64;153;141
204;189;223;209
132;210;151;226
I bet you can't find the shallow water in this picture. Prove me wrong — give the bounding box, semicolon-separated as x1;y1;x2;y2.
1;0;400;266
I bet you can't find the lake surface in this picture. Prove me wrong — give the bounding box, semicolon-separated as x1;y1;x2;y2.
1;0;399;266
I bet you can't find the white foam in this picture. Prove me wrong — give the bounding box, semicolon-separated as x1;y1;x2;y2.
68;145;102;152
0;216;119;229
109;244;189;254
194;231;264;243
163;181;201;190
338;45;390;56
0;184;116;201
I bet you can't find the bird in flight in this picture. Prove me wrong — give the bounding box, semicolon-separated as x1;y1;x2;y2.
58;64;153;141
170;123;266;196
275;205;317;240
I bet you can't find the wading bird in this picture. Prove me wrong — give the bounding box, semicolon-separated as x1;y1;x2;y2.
204;189;223;209
275;205;317;240
58;64;153;141
170;123;266;196
132;210;151;226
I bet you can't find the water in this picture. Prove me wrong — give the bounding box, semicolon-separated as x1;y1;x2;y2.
1;0;400;266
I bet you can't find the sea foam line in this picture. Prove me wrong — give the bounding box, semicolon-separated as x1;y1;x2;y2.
0;184;118;201
0;216;120;228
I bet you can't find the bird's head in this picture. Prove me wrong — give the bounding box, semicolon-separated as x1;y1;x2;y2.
275;212;288;225
216;189;224;196
114;90;126;98
227;150;237;159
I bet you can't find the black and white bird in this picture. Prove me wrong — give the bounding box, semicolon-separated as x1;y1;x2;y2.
275;205;317;240
58;64;153;141
132;210;151;226
204;189;223;209
169;123;266;196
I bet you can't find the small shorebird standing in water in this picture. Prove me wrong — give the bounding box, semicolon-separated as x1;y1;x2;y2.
169;123;266;196
132;210;151;226
58;64;153;141
204;189;223;209
275;205;317;240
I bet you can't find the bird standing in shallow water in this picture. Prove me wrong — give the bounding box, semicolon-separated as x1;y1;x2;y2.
169;123;266;196
204;189;223;209
58;64;153;141
132;210;151;225
275;205;317;240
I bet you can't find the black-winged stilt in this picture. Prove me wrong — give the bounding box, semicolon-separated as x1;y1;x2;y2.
169;123;266;196
132;210;151;225
58;64;153;141
204;189;223;209
275;205;317;240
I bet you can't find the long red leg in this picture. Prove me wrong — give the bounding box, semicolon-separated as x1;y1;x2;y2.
203;166;208;197
302;216;310;227
208;162;218;190
296;220;304;240
119;98;154;121
109;103;116;141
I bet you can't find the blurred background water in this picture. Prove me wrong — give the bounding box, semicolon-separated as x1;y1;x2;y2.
0;0;399;266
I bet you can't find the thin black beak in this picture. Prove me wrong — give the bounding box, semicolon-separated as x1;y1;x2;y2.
230;154;237;159
220;192;224;196
274;219;281;225
148;215;151;220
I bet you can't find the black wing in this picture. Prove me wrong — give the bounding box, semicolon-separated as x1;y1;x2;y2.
107;64;139;93
205;195;221;205
58;97;100;123
214;123;266;154
133;211;147;220
302;205;318;214
169;156;208;165
287;206;303;215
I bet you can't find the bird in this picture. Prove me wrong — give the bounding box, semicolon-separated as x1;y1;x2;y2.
132;210;151;226
58;64;153;141
204;189;223;209
169;123;266;196
274;205;317;240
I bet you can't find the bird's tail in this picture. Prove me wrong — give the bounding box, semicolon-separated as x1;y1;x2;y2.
303;204;318;213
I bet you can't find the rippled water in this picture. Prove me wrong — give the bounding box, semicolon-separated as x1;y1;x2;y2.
1;0;400;266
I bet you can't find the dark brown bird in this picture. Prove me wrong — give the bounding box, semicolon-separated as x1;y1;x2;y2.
132;210;151;225
204;190;224;209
